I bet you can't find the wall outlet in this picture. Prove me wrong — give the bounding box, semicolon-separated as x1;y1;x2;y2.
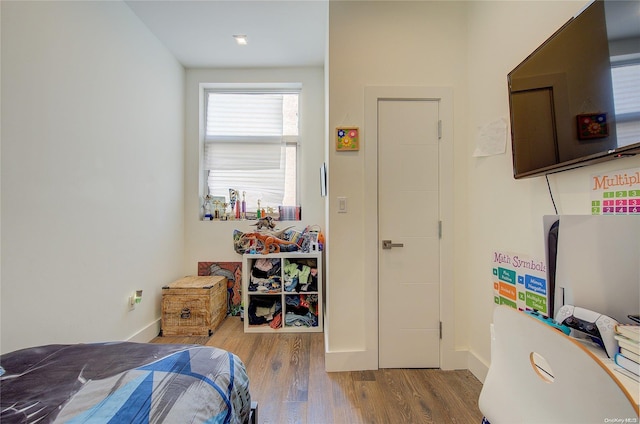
128;290;143;310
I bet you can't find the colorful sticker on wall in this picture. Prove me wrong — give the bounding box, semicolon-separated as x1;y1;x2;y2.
336;127;359;151
576;113;608;139
492;251;549;315
590;167;640;215
198;262;242;316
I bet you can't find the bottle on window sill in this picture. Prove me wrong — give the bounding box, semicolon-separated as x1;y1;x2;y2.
242;191;246;220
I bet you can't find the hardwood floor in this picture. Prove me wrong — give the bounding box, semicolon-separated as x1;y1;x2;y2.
151;317;484;424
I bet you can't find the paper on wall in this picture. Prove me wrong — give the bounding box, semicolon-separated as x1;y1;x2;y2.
473;118;508;157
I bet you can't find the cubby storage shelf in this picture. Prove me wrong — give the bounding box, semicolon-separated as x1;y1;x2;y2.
243;252;323;333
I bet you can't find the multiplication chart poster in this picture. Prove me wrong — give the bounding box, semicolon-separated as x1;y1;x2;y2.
492;250;549;315
591;167;640;215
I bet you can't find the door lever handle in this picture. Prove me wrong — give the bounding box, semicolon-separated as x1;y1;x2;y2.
382;240;404;249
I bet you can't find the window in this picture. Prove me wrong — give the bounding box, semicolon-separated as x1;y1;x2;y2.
611;61;640;147
203;87;300;215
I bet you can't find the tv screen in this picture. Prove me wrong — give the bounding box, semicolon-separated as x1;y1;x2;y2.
508;0;640;179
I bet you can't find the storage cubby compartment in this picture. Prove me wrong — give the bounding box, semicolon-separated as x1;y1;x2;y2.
247;257;282;293
243;252;323;333
247;294;282;329
283;258;319;293
284;294;319;328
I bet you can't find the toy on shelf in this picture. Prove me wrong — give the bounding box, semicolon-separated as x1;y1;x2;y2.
233;222;324;255
240;232;298;254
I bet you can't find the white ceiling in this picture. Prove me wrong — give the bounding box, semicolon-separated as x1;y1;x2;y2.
125;0;328;69
125;1;638;69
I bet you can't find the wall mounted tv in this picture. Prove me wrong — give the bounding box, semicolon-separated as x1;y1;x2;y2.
508;0;640;179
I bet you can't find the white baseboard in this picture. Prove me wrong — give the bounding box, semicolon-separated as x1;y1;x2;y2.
324;334;474;373
128;318;161;343
468;349;489;383
324;326;378;371
324;349;378;372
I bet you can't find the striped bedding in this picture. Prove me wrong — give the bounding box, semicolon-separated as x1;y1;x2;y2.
0;342;251;423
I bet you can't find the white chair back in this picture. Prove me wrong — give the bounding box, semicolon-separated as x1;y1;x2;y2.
479;305;639;424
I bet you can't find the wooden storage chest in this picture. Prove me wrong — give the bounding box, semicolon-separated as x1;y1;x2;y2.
161;275;227;336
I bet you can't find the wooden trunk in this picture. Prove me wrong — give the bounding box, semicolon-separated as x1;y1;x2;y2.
161;275;227;336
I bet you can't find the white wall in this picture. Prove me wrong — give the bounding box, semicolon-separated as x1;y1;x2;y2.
1;1;185;354
326;1;470;370
183;67;325;273
465;0;640;379
327;0;640;376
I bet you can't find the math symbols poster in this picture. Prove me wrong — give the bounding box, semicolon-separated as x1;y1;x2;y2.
492;250;549;315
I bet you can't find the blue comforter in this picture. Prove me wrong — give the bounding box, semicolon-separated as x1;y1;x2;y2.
0;342;251;423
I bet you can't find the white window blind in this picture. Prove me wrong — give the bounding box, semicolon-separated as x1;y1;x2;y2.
204;90;299;210
611;62;640;147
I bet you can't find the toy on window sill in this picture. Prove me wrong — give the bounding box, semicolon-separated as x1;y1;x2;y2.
241;191;246;220
252;216;276;230
202;195;214;220
229;189;238;212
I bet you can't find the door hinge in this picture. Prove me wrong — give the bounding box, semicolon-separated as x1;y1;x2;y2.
438;120;442;140
439;321;443;339
438;220;442;239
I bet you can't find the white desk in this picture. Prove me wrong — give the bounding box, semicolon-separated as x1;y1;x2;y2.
479;306;640;423
576;337;640;408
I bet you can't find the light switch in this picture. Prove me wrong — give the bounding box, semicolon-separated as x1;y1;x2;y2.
338;196;347;213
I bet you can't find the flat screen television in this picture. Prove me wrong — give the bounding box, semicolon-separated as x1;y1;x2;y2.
508;0;640;179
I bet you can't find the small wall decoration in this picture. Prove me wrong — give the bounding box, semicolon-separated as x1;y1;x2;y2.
336;127;359;151
577;113;608;139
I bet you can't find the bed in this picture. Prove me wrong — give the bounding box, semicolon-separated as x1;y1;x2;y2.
0;342;255;424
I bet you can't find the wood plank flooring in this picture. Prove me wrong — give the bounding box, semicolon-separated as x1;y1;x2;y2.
151;317;484;424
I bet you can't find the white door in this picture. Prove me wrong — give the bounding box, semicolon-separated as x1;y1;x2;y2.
378;99;441;368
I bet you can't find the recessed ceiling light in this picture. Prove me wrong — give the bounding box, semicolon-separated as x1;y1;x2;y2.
233;35;248;45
